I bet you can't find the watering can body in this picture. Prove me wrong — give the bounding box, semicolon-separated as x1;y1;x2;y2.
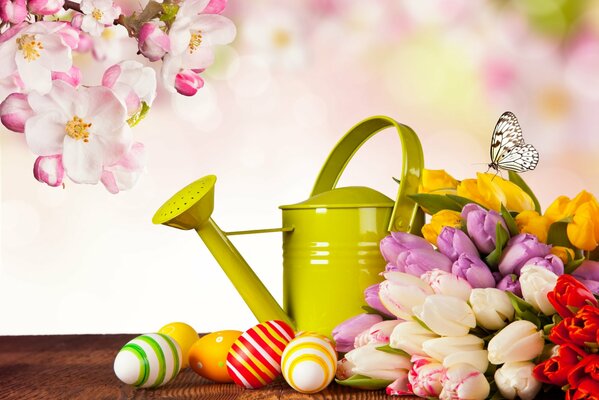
153;116;424;337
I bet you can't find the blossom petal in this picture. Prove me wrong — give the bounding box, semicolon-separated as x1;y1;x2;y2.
84;86;126;136
39;33;72;72
27;80;76;117
0;41;18;78
192;14;236;45
24;113;66;155
182;46;214;69
62;136;104;184
15;56;52;94
95;124;132;165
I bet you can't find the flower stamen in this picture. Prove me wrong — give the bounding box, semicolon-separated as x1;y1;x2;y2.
16;34;44;62
92;8;103;21
188;31;202;53
65;116;92;143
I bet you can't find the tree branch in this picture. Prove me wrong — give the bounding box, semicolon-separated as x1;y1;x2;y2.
63;0;81;13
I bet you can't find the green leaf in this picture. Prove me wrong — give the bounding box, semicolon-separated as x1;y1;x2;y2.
565;257;585;274
375;345;410;358
485;222;510;268
160;3;179;26
500;203;519;236
412;315;432;332
409;193;462;214
506;292;541;327
546;221;574;248
335;374;393;390
127;101;150;128
508;171;541;214
446;194;488;210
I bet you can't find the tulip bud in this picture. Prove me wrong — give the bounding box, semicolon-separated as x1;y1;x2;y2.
342;343;412;381
422;209;462;245
462;203;508;254
380;231;432;265
175;69;204;96
498;233;551;276
437;227;480;262
52;66;82;87
469;288;514;330
138;21;170;61
522;254;564;275
443;350;489;373
520;265;558;315
408;356;445;397
378;271;433;320
0;0;27;24
397;248;453;277
413;294;476;337
332;313;383;353
28;0;65;15
495;362;542;400
363;284;392;317
572;260;599;295
390;321;439;356
440;363;490;400
487;320;544;365
418;169;459;194
0;93;33;133
496;274;522;297
33;155;64;187
421;269;472;301
354;320;401;348
452;253;496;288
422;335;484;362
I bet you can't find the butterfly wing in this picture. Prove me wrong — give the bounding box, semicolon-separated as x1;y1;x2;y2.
496;144;539;173
490;111;525;166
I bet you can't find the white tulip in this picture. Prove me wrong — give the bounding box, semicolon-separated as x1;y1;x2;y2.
469;288;515;330
495;362;542;400
354;320;402;348
413;294;476;336
443;350;489;373
519;265;558;315
422;335;484;362
440;363;490;400
379;271;434;320
389;321;439;356
343;343;412;381
487;320;544;365
421;269;472;301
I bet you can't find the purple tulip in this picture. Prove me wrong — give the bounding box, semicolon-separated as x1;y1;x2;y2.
522;255;564;276
461;203;508;254
496;274;522;297
364;284;393;317
397;248;452;277
498;234;551;276
437;227;480;262
572;260;599;294
452;253;496;288
380;232;432;266
332;313;383;353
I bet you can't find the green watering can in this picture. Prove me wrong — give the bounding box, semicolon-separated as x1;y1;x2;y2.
152;116;424;336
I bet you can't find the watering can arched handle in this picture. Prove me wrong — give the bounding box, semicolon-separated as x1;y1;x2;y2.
311;116;424;233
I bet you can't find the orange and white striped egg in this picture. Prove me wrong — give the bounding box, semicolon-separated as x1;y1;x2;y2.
281;332;337;393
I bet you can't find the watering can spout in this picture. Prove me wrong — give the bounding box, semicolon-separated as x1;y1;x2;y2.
152;175;294;328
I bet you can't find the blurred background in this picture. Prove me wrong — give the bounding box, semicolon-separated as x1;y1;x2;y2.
2;0;599;334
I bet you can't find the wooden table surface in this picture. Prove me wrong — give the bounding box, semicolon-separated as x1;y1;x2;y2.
0;334;418;400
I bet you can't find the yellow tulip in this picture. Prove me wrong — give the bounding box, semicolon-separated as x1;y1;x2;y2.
550;246;575;264
544;196;571;222
567;201;599;251
422;210;462;245
456;173;535;212
515;210;551;243
419;169;459;194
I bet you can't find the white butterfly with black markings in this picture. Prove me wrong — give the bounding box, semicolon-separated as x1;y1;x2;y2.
488;111;539;173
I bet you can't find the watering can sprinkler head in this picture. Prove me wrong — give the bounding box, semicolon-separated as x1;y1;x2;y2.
152;175;216;230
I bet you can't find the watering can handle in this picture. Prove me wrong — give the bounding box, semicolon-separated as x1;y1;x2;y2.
311;116;424;233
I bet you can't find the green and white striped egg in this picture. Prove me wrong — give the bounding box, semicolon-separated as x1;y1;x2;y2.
114;333;182;388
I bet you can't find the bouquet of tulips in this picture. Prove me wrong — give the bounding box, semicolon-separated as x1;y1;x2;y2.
333;170;599;400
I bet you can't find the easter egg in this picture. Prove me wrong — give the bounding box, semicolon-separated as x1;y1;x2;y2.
158;322;199;368
281;332;337;393
226;320;295;389
189;330;242;382
114;333;182;388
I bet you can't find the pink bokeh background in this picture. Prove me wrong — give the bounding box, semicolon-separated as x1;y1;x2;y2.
2;0;599;334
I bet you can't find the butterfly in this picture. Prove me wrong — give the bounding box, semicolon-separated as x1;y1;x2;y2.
488;111;539;173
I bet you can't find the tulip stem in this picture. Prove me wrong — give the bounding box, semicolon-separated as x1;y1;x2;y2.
584;250;590;260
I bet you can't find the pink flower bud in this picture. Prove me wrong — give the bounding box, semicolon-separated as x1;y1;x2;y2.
33;155;65;187
0;93;33;133
203;0;227;14
175;69;204;96
28;0;65;15
0;0;27;24
138;21;170;62
52;66;81;87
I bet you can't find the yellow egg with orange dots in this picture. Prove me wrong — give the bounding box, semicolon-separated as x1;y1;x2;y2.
189;330;242;382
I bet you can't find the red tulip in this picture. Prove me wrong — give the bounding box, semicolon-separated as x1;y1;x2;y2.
533;343;587;386
568;355;599;391
549;318;573;345
547;275;598;318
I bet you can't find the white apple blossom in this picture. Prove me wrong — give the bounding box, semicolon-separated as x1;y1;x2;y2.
24;80;131;184
102;61;157;115
0;22;72;94
101;142;145;194
80;0;121;37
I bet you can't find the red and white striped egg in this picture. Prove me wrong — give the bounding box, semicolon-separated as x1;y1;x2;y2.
226;320;295;389
281;332;337;393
